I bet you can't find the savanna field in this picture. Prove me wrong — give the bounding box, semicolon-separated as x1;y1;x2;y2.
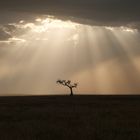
0;95;140;140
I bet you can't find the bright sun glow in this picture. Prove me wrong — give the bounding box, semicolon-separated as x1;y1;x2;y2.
28;17;79;33
18;17;81;47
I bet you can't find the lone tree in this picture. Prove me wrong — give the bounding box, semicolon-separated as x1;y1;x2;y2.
56;79;78;96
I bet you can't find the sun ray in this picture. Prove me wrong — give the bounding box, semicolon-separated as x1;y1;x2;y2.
0;15;140;95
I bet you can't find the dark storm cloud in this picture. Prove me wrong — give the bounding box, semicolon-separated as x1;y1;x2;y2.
0;0;140;29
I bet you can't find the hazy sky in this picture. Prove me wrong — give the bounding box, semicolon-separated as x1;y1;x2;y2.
0;0;140;95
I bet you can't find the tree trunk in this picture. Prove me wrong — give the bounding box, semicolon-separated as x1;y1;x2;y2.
70;87;73;96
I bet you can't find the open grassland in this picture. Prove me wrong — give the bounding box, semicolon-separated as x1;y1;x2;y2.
0;95;140;140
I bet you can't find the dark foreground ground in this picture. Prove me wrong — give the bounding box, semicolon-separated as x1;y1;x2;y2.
0;95;140;140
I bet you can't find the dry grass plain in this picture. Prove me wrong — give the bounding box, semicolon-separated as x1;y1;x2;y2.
0;95;139;140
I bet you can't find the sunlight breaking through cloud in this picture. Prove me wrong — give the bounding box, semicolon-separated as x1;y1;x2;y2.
105;26;138;33
0;15;140;95
22;17;80;33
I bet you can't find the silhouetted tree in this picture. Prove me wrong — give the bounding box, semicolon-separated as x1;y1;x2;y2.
56;79;78;96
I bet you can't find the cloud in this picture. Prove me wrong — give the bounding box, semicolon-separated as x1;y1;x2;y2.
0;21;33;44
0;0;140;30
0;26;12;41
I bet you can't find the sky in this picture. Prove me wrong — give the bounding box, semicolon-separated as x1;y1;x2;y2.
0;0;140;95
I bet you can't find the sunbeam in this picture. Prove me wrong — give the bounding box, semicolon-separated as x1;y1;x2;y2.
0;15;140;95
